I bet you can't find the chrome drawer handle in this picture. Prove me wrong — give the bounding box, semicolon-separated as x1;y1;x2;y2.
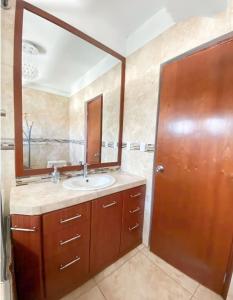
11;226;37;232
60;256;80;271
60;234;81;246
130;193;142;198
129;223;140;231
129;207;141;214
60;214;82;224
102;201;117;209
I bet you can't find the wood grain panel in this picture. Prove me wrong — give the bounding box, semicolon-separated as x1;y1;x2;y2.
90;193;123;274
44;243;90;300
150;37;233;296
11;215;44;300
86;95;103;164
43;202;90;233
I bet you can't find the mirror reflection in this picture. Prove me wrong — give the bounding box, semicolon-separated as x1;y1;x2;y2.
22;10;121;170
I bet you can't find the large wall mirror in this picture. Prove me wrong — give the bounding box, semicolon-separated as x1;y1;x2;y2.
14;1;125;177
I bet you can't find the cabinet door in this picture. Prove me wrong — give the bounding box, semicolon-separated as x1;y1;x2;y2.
11;215;44;300
90;193;122;274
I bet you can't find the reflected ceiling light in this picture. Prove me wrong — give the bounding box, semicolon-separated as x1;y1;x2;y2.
22;41;39;55
168;119;195;135
204;117;227;135
22;62;39;82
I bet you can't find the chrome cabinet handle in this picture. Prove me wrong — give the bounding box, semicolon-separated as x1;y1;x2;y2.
130;193;142;198
155;165;165;173
11;226;37;232
60;214;82;224
129;207;141;214
60;234;81;246
60;256;80;271
129;223;140;231
102;201;117;209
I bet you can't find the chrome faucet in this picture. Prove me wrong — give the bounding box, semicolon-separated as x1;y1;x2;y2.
51;165;60;183
83;163;88;180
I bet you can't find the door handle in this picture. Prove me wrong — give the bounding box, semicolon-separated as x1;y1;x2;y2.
155;165;164;173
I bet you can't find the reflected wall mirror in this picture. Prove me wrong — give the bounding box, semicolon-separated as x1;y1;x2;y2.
14;0;125;177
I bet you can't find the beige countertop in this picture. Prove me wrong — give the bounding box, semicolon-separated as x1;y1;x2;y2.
10;171;146;215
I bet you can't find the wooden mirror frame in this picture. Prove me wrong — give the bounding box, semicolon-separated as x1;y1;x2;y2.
14;0;126;177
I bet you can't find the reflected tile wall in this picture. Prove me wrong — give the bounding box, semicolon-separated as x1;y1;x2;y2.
69;62;122;163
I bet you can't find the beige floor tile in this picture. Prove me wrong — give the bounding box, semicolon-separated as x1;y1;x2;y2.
61;279;96;300
77;286;105;300
137;243;145;251
141;247;199;294
98;252;192;300
194;285;223;300
94;247;139;283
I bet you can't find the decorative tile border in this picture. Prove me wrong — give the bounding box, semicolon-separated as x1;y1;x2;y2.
1;138;155;152
16;166;121;186
1;138;15;150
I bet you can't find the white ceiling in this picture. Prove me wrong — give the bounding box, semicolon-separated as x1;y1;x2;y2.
23;10;119;96
23;0;228;96
27;0;227;55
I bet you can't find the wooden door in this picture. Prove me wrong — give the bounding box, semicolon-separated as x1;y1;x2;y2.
90;193;122;274
150;37;233;296
86;95;103;164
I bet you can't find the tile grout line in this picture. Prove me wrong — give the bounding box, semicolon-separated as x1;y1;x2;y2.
93;247;141;285
192;283;200;299
97;285;108;300
139;248;194;297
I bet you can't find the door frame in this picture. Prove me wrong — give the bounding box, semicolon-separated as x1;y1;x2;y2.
85;94;103;164
149;31;233;299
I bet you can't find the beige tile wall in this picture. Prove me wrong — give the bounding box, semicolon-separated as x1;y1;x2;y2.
22;87;70;168
1;0;16;214
1;0;233;297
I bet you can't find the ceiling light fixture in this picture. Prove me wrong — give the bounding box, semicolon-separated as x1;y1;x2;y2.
22;41;40;55
22;62;39;82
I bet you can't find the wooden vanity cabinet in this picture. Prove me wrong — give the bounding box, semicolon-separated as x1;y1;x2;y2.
11;185;146;300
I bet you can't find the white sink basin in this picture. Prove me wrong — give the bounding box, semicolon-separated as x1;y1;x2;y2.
63;174;116;191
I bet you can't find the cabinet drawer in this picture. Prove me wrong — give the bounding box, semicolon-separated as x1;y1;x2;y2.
43;202;90;233
124;197;144;219
123;185;146;202
43;220;90;258
120;185;146;254
44;243;89;299
121;214;144;253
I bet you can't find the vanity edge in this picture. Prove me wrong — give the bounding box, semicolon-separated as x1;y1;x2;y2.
10;171;147;215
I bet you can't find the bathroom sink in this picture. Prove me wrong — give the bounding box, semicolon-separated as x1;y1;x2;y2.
63;174;116;191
